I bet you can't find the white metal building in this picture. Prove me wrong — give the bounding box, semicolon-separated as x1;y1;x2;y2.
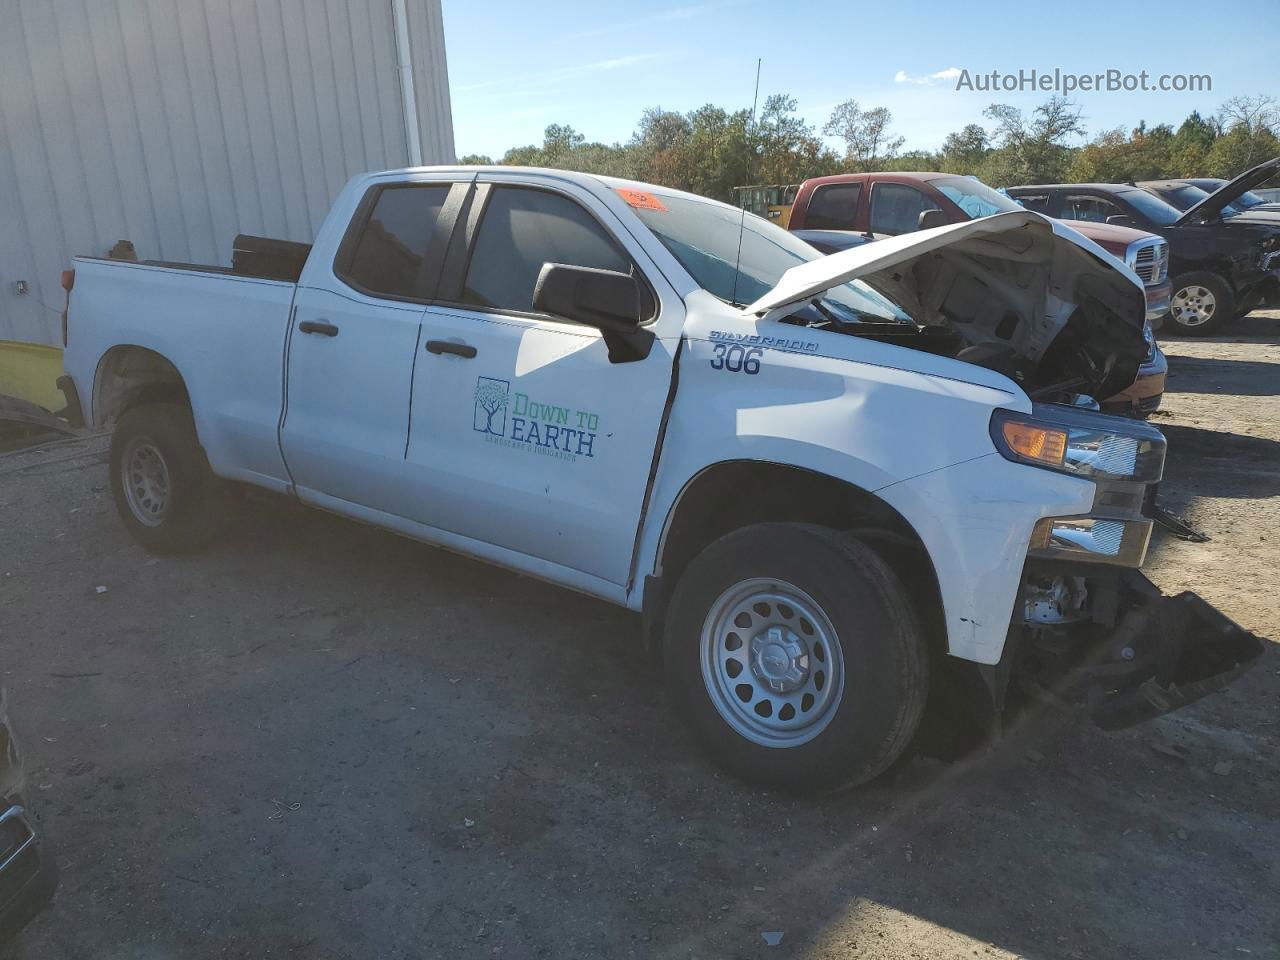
0;0;455;346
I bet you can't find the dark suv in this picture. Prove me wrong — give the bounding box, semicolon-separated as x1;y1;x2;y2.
1008;159;1280;335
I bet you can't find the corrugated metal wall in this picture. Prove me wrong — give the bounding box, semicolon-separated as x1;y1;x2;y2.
0;0;455;346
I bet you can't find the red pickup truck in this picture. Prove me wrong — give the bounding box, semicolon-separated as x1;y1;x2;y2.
787;172;1169;416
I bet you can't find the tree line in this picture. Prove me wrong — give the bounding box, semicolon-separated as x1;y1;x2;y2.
458;94;1280;203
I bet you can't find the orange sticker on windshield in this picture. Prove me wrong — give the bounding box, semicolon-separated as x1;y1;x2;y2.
616;188;666;211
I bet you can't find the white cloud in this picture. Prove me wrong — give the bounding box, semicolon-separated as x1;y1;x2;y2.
895;66;963;86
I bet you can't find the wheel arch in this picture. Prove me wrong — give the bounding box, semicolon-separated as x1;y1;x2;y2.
645;459;947;662
92;344;191;427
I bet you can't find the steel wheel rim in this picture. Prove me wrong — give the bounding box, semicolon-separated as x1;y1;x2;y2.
1171;284;1216;327
699;577;845;748
122;437;171;527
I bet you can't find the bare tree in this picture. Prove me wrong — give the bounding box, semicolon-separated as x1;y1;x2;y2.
1215;95;1279;137
823;100;905;171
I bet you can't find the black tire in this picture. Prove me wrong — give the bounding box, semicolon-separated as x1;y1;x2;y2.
1167;272;1234;336
663;523;928;793
109;402;220;553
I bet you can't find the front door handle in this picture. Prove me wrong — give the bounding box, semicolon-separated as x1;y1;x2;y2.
299;320;339;337
425;339;477;359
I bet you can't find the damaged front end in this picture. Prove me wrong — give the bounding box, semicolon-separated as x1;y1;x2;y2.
746;210;1149;404
990;405;1265;729
1013;569;1264;730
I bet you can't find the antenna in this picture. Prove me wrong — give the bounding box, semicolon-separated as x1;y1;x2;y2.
730;57;762;309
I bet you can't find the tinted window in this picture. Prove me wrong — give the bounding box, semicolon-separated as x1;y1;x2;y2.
869;183;941;235
343;184;450;298
463;187;632;312
1062;194;1125;224
1154;184;1209;211
1115;189;1181;226
1013;193;1053;214
805;183;861;229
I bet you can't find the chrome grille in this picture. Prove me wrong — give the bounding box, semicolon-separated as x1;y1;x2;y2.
1128;239;1169;284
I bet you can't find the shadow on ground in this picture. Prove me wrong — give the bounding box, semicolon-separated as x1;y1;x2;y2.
1163;355;1280;396
1159;423;1280;500
9;480;1274;960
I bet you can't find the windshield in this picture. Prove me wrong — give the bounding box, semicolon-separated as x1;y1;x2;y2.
933;177;1023;219
1117;189;1183;226
631;191;911;323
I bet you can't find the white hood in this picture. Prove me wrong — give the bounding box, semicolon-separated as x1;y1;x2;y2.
743;210;1147;396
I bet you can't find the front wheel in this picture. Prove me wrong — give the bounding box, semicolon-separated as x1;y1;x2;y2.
109;402;221;553
663;523;928;793
1168;272;1234;336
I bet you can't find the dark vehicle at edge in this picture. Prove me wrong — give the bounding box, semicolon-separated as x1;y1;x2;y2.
1007;158;1280;336
0;688;56;947
1168;177;1280;213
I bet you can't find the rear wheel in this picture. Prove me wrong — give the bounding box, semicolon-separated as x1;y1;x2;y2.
109;402;220;552
663;523;928;793
1168;272;1234;336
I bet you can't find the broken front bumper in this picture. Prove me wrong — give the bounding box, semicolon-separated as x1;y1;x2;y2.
1015;570;1265;730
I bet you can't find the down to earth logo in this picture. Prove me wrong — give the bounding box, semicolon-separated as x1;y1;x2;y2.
473;377;510;436
472;376;598;462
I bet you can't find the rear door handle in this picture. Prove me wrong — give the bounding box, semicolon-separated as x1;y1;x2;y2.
425;339;477;359
299;320;339;337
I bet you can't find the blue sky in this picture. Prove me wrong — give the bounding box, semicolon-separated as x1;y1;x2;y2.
441;0;1280;161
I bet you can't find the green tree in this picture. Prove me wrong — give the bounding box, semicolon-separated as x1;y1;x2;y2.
939;124;989;173
753;94;839;185
1169;111;1217;175
982;96;1085;185
685;104;754;201
1067;123;1175;183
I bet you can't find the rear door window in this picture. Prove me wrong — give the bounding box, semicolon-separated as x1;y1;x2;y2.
339;184;452;299
804;183;861;229
1012;193;1054;215
1062;194;1125;224
462;187;635;314
868;183;941;236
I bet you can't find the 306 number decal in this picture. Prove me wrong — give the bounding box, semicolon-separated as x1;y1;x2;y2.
710;343;763;375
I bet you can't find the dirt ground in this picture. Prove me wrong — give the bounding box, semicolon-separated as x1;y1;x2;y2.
2;313;1277;960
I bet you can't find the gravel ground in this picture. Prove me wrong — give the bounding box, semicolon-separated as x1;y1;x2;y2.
2;313;1277;959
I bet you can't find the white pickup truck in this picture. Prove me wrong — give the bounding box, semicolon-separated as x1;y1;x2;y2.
61;166;1261;792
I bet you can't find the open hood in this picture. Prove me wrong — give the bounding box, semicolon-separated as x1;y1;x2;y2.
744;210;1147;399
1176;156;1280;225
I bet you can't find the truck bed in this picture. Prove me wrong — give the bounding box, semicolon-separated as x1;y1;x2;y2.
64;253;298;491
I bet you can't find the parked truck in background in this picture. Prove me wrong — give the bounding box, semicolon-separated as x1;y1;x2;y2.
1008;157;1280;336
783;171;1171;417
59;167;1263;792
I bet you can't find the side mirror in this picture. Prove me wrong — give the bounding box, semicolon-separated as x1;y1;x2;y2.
1106;214;1137;227
532;263;656;363
917;209;949;230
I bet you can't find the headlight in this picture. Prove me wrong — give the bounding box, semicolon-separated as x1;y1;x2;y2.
1142;321;1156;362
990;404;1166;483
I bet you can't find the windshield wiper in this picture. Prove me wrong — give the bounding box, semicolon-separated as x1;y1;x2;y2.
808;297;841;325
